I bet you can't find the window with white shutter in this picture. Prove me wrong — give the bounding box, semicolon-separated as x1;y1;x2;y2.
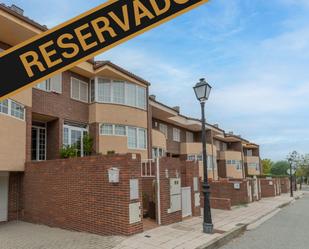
71;77;88;103
50;74;62;93
173;128;180;142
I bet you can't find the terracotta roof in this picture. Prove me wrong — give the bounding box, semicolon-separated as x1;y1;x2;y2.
0;3;151;86
0;3;48;31
149;98;224;132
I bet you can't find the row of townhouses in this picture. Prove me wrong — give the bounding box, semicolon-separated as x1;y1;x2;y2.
0;4;286;236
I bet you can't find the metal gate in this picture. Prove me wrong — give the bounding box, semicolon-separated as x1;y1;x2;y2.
0;172;9;222
181;187;192;218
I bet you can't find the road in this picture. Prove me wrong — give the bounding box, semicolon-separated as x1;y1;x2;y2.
220;187;309;249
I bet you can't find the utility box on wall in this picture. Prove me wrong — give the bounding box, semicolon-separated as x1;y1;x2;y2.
108;167;120;183
169;178;181;213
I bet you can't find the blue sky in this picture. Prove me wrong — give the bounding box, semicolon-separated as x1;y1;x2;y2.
4;0;309;161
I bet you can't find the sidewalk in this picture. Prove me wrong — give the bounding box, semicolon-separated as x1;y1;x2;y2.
113;192;303;249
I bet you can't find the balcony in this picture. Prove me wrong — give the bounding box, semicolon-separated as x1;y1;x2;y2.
218;150;242;160
244;156;260;164
152;129;167;150
180;142;216;156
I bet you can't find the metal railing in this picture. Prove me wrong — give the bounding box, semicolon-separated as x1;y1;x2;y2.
141;159;156;177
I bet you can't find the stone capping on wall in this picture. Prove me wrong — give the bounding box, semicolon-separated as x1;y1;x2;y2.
23;153;143;236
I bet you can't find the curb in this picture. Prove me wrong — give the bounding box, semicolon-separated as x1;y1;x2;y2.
196;224;246;249
195;194;302;249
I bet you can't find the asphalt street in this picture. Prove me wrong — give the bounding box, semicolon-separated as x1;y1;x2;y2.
220;187;309;249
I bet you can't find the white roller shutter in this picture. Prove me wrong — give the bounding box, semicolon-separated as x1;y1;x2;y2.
50;74;62;93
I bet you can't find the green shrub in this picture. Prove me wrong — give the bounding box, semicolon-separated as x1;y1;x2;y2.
60;145;78;158
83;134;93;156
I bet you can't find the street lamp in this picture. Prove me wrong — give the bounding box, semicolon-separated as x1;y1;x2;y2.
193;78;213;234
288;158;294;197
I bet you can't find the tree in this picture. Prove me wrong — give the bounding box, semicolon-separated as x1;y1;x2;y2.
262;159;273;175
271;161;289;176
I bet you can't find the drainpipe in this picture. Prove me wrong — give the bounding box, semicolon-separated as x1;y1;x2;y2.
156;157;161;225
210;131;215;180
241;144;246;179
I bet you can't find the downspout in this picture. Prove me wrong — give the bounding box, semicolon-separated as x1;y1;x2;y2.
156;157;161;225
241;144;246;179
210;131;215;180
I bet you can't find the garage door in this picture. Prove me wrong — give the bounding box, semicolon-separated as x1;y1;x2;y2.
0;172;9;222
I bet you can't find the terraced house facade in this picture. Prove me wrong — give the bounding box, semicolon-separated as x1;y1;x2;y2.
0;3;264;233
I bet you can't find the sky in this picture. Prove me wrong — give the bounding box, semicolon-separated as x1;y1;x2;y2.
4;0;309;161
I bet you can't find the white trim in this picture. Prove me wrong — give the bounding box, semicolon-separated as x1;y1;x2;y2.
0;99;25;121
70;77;89;103
32;125;47;161
95;77;147;110
100;123;147;150
63;124;88;157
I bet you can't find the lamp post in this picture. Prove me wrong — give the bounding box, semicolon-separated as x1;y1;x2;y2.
288;159;294;197
193;78;213;234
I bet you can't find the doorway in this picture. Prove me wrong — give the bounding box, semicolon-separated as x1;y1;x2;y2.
31;126;46;161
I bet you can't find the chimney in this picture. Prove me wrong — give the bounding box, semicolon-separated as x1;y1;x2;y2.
10;4;24;15
228;131;233;135
149;95;156;100
173;106;180;113
214;124;219;128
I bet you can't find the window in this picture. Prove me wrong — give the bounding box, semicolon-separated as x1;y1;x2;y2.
128;127;138;148
126;83;136;106
249;163;259;171
115;125;126;135
63;124;88;157
186;131;194;143
137;86;146;109
159;123;168;137
11;101;25;119
95;78;147;109
247;149;253;156
227;160;242;170
0;99;25;120
187;155;196;161
36;74;62;93
100;124;147;149
173;128;180;142
71;78;88;102
236;161;242;170
0;99;8;114
113;81;125;104
152;147;165;158
138;129;147;149
98;78;111;102
101;124;113;135
90;79;95;103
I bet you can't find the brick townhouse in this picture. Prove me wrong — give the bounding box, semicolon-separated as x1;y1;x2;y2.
0;3;265;232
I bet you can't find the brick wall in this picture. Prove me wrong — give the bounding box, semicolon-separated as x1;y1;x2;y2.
280;178;290;193
260;178;276;197
32;71;89;124
210;198;231;210
8;172;23;221
158;157;182;225
23;154;143;236
208;179;250;206
181;160;200;216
